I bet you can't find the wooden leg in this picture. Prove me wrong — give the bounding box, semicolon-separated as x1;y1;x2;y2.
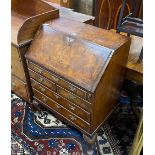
29;103;37;112
31;100;41;113
83;133;97;155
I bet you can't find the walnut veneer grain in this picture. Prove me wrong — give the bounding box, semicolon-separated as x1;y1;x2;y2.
25;22;131;138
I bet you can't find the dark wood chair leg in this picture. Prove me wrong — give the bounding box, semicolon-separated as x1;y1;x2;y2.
117;0;127;32
83;133;97;155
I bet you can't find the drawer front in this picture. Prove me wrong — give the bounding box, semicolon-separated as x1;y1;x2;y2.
11;45;20;62
31;79;90;122
57;95;91;123
28;61;60;83
28;61;88;101
12;58;25;81
29;69;56;92
33;89;90;132
57;86;91;112
31;78;58;101
58;79;87;100
11;75;28;101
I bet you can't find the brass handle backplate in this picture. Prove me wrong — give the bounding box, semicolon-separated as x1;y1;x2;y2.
39;86;46;92
52;76;59;82
87;93;92;99
37;68;43;74
42;96;47;102
69;85;76;92
69;104;76;111
38;77;44;83
54;94;60;99
55;104;61;109
68;94;76;100
69;115;76;121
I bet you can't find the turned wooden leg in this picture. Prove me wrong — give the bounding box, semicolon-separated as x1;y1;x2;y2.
29;103;37;112
83;133;97;155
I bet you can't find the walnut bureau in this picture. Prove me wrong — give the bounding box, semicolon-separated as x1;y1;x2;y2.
25;21;131;153
11;0;59;101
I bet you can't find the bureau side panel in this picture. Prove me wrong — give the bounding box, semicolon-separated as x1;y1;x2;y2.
11;45;26;81
11;44;29;101
11;43;32;102
91;40;131;133
11;74;29;101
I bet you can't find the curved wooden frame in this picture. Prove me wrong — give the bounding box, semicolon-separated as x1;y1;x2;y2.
11;0;59;45
17;10;59;45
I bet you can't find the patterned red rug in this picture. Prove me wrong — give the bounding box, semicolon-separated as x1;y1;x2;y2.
11;92;142;155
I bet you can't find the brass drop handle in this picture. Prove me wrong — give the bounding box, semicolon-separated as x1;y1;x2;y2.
69;104;76;111
39;86;46;92
55;104;61;109
68;94;76;100
54;94;60;99
11;82;15;89
69;85;76;92
37;68;43;74
42;96;47;102
38;77;44;83
52;76;59;82
87;93;92;99
69;115;76;121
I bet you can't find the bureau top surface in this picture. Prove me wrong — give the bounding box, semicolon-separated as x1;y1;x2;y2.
25;25;113;92
47;17;129;50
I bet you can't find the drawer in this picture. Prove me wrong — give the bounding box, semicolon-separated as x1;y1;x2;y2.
11;58;25;81
33;89;90;132
57;86;91;112
29;69;56;92
28;61;60;83
58;79;87;101
28;61;88;100
11;75;28;101
11;45;20;61
31;78;58;100
31;79;90;123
